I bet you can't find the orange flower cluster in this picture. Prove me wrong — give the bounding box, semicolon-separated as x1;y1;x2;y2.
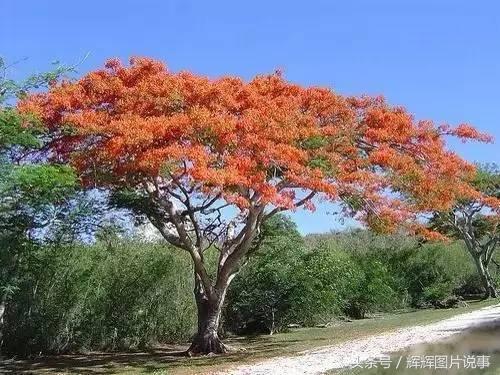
19;57;493;237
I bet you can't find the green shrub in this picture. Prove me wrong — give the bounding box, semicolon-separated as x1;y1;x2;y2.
226;232;403;331
343;258;400;319
290;242;363;324
400;242;474;306
3;239;196;355
225;229;480;334
314;231;476;307
224;215;305;334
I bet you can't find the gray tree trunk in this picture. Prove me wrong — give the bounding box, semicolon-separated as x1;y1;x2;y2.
484;265;498;298
474;256;497;299
187;276;230;355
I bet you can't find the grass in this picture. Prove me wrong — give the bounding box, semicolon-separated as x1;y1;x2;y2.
1;299;497;375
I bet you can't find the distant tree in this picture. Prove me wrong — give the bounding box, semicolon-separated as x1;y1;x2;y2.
19;57;492;354
430;164;500;298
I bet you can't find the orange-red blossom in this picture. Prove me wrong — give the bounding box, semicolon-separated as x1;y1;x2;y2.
19;57;495;238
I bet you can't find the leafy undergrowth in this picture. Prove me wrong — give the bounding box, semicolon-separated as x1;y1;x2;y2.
1;300;497;375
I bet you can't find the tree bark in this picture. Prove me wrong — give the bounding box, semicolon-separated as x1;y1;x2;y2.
474;256;497;299
484;265;498;298
187;275;230;355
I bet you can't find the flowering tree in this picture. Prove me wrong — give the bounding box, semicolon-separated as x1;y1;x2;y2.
19;57;493;354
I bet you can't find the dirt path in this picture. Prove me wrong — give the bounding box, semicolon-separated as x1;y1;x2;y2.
223;303;500;375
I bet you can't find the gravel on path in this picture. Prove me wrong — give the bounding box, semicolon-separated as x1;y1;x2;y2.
223;303;500;375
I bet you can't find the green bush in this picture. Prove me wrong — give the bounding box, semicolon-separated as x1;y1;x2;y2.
291;242;363;324
317;231;476;307
343;257;400;319
226;230;405;332
224;216;305;334
3;239;196;355
399;242;474;306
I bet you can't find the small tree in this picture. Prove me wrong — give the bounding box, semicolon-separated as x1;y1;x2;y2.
19;57;492;354
431;164;499;298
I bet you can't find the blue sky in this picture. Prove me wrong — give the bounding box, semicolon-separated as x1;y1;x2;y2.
1;0;499;234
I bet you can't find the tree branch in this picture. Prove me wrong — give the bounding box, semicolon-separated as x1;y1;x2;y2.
264;191;316;220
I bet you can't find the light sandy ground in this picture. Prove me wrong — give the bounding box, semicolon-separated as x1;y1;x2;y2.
223;303;500;375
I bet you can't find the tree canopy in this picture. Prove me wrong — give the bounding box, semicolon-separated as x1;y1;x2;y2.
19;57;494;238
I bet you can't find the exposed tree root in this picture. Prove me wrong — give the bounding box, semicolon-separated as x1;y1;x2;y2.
186;333;230;356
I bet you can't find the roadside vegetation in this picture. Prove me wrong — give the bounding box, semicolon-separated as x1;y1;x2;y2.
2;215;499;356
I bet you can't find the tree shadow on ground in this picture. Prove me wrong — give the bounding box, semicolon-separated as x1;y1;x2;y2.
0;337;293;374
